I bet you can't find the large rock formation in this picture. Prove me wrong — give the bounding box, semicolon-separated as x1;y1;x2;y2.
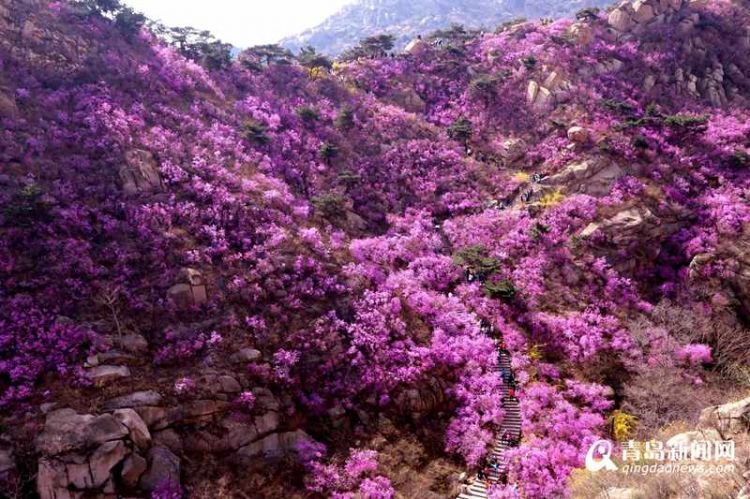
581;206;661;243
699;396;750;440
546;158;624;197
688;231;750;317
167;267;209;309
118;149;162;195
0;438;16;485
603;0;749;107
280;0;614;56
35;408;153;499
607;0;684;34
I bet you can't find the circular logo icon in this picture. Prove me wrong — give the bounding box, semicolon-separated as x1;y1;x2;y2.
585;439;618;472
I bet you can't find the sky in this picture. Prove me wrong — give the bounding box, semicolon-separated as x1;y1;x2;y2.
122;0;354;48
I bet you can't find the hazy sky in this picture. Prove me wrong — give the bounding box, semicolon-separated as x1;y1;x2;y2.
123;0;353;47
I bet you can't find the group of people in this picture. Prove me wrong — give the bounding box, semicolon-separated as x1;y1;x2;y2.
462;324;522;492
496;341;519;408
485;176;545;214
466;269;492;283
476;456;503;484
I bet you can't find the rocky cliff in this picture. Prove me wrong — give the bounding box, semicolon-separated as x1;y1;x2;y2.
280;0;614;55
1;0;750;497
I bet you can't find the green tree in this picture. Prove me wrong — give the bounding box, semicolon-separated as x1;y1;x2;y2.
298;46;332;70
4;184;49;227
76;0;121;15
335;107;355;131
240;44;293;70
242;119;270;145
149;25;232;70
483;279;516;301
342;34;395;60
114;7;146;39
448;117;473;145
297;106;320;124
319;142;339;164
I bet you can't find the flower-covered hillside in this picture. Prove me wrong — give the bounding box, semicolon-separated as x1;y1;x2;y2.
0;0;749;498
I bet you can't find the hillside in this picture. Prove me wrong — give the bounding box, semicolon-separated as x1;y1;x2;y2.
1;0;750;498
280;0;614;56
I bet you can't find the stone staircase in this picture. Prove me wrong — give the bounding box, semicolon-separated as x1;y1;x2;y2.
430;219;524;498
457;343;522;499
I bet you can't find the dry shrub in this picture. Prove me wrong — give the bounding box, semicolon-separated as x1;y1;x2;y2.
621;366;732;437
620;300;748;436
570;424;746;499
651;300;750;385
571;466;744;499
367;420;464;498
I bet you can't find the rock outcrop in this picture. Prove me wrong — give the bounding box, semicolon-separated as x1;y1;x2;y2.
0;438;16;484
36;408;154;499
395;376;450;418
526;80;554;111
0;85;17;117
546;158;623;197
119;149;162;195
139;446;180;492
497;137;527;163
0;0;92;76
236;429;311;460
387;86;426;114
687;232;750;316
167;267;208;309
601;0;749;107
607;0;684;34
581;206;661;243
566;126;590;145
87;364;131;386
598;488;646;499
699;396;750;440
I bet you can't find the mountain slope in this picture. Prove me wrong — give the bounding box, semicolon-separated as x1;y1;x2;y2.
280;0;613;55
1;0;750;498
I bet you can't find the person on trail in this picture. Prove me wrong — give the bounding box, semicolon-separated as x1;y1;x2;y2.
480;319;490;333
512;431;521;446
498;341;509;355
503;371;515;385
481;462;494;487
477;466;487;484
488;458;500;474
499;468;508;484
497;349;507;365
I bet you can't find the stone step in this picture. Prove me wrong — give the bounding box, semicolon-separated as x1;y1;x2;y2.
456;321;521;499
87;365;131;387
458;492;487;499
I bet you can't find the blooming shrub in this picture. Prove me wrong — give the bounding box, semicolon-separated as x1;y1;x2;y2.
299;443;394;498
675;344;712;366
151;480;183;499
1;0;748;496
174;377;196;396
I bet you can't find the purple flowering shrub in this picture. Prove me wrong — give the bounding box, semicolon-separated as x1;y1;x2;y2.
297;440;394;498
1;0;749;495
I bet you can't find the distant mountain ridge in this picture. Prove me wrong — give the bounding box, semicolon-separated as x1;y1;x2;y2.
280;0;614;55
